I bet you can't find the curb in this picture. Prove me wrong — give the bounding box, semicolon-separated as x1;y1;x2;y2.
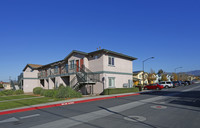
0;93;141;116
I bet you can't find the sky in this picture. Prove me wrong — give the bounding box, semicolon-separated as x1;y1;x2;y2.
0;0;200;82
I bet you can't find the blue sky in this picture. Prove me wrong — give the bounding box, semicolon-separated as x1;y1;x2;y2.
0;0;200;81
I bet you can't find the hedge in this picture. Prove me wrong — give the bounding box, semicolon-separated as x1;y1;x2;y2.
103;88;139;95
32;86;82;99
0;89;24;96
33;87;43;95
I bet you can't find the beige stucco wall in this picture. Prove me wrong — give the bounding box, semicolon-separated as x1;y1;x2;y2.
88;54;104;72
23;69;40;92
103;54;133;74
23;79;40;92
89;73;133;94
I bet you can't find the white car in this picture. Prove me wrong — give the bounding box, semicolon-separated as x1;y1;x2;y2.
159;81;173;88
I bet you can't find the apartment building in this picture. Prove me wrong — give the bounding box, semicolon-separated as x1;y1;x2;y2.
18;49;137;94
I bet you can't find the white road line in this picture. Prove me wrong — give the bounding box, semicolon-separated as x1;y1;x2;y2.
20;114;40;119
30;86;200;128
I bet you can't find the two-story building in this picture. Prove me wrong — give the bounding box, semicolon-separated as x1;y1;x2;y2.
133;71;149;85
18;49;137;94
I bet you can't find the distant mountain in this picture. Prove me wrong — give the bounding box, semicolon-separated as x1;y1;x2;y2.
184;70;200;76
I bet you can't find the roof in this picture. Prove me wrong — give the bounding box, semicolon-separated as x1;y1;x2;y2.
89;49;137;60
24;49;137;70
133;71;143;74
64;50;88;60
37;60;64;69
23;64;43;71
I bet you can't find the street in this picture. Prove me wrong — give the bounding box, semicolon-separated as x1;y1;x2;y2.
0;84;200;128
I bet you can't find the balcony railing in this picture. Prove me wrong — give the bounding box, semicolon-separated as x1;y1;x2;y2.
38;65;77;78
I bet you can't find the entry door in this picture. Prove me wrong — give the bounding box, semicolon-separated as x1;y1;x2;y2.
76;60;79;72
80;58;84;68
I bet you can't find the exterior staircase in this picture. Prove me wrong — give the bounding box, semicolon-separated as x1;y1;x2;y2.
70;65;100;91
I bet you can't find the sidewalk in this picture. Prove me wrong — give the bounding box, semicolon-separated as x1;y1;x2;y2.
0;90;151;115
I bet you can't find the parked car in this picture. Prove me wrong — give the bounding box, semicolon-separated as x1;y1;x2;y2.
144;84;164;90
192;80;200;84
172;81;181;88
180;81;185;85
184;81;192;85
159;81;173;88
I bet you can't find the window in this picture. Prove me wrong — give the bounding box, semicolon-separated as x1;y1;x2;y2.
108;77;115;88
54;66;58;73
66;64;69;72
108;56;115;66
139;75;142;78
70;60;75;69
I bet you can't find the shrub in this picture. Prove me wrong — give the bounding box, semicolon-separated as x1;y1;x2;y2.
1;90;14;95
103;88;139;95
65;87;82;98
54;87;68;98
33;87;43;95
43;90;56;97
14;89;24;95
54;86;82;98
0;91;3;96
58;84;65;89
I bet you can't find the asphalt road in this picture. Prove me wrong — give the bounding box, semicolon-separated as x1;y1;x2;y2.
0;84;200;128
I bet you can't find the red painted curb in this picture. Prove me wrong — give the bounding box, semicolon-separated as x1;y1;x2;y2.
0;93;140;116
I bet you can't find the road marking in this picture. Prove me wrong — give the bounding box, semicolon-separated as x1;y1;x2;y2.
0;114;40;124
0;117;19;124
30;86;200;128
30;96;165;128
20;114;40;119
124;116;146;122
151;105;167;109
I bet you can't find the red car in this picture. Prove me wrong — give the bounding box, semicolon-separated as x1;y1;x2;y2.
144;84;164;90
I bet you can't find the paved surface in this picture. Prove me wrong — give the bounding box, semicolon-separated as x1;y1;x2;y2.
0;84;200;128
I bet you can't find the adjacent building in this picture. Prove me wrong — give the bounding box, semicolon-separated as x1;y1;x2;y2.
18;49;137;94
133;71;148;85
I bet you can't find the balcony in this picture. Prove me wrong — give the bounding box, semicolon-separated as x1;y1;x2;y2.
38;65;76;78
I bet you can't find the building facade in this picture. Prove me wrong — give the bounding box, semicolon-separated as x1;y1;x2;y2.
133;71;149;85
18;49;137;94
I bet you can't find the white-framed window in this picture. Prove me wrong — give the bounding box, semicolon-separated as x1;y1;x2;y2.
70;60;75;69
108;77;115;88
108;56;115;66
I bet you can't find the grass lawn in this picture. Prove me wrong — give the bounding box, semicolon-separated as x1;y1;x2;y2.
0;95;64;110
0;95;38;101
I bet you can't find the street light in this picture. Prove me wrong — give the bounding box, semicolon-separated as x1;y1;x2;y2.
175;67;182;73
142;57;154;86
175;67;182;81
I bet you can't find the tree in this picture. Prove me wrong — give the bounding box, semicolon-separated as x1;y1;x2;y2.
148;73;156;84
157;69;164;74
0;84;3;88
161;74;168;81
150;68;155;74
172;73;178;81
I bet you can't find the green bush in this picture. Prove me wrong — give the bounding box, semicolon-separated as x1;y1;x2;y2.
65;86;82;98
14;89;24;95
43;90;56;97
33;87;43;95
0;91;3;96
103;88;139;95
1;90;15;95
54;86;82;98
58;84;65;89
